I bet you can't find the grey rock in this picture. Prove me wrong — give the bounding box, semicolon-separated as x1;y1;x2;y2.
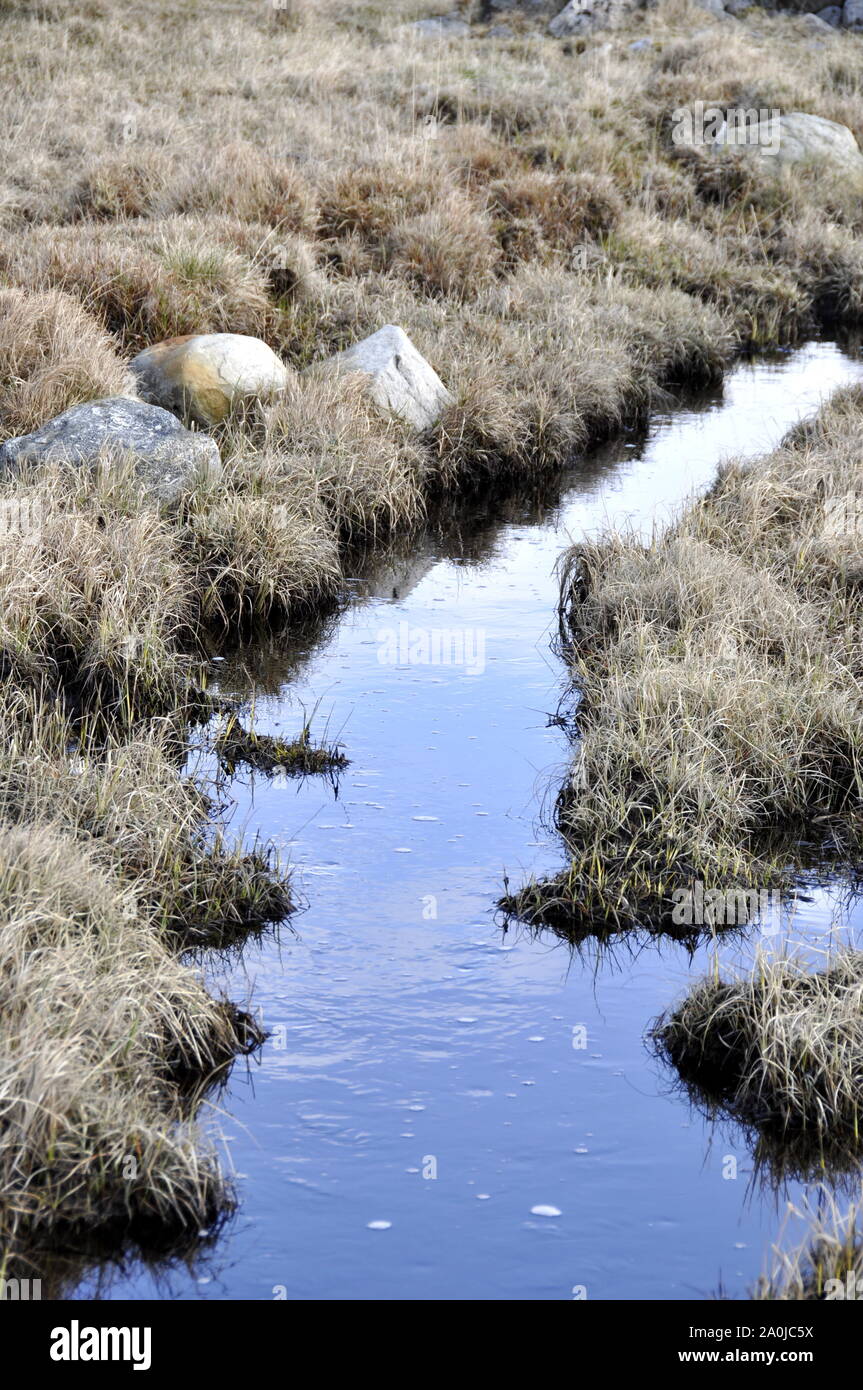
549;0;642;35
723;0;752;13
843;0;863;27
817;4;843;23
412;14;471;36
629;35;653;48
0;397;221;504
699;111;863;180
694;0;727;13
799;10;835;29
549;0;599;34
307;325;452;432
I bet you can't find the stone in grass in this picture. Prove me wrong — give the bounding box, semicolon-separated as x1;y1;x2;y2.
549;0;640;35
306;325;452;432
549;0;598;35
747;112;863;176
412;15;471;36
129;333;292;428
680;110;863;181
817;4;843;23
0;397;221;505
799;10;837;30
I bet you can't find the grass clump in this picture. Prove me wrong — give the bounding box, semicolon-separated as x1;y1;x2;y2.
0;689;289;1274
0;286;129;438
214;712;348;779
652;950;863;1178
503;384;863;939
752;1185;863;1300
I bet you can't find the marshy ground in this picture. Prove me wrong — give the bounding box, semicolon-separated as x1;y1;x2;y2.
503;383;863;939
3;0;863;1295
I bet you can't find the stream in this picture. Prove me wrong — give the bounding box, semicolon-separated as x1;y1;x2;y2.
81;338;863;1301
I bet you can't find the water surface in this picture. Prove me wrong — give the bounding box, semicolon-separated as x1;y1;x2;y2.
86;341;863;1301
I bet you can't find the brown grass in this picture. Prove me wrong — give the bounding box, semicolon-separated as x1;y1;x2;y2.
504;384;863;939
0;287;129;439
653;949;863;1180
3;0;863;1273
752;1184;863;1300
0;688;289;1275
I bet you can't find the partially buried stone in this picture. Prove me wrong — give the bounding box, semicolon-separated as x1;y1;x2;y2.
0;397;221;504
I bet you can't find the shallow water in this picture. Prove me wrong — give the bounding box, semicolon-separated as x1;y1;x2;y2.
84;341;863;1301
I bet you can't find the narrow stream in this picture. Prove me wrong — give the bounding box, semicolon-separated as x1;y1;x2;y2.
85;340;863;1301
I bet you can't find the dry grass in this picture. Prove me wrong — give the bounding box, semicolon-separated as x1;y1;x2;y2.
0;687;290;1276
653;950;863;1179
2;0;863;1271
504;385;863;938
752;1184;863;1300
0;287;129;438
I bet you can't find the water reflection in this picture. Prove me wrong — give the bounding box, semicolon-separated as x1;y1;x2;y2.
75;340;863;1301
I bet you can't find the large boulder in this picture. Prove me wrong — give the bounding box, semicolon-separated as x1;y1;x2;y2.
723;112;863;177
843;0;863;27
306;326;452;432
799;9;837;28
0;397;221;504
129;333;292;428
677;109;863;180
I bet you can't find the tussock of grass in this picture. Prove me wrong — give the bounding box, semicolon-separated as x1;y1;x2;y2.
504;385;863;938
0;287;129;438
431;267;731;489
0;689;289;1270
752;1185;863;1300
215;713;348;778
4;0;863;1268
653;950;863;1179
0;219;278;353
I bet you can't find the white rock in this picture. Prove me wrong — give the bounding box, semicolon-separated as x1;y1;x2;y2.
307;325;452;432
721;111;863;177
129;333;292;427
678;109;863;180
